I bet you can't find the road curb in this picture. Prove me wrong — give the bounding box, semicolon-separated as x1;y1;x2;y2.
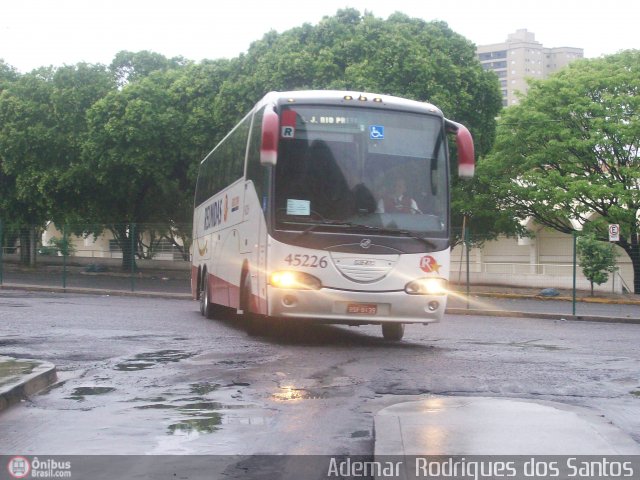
469;291;640;306
0;357;57;412
2;283;638;323
0;283;191;300
446;307;640;324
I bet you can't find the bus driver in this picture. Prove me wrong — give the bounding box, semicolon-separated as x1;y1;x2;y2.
377;177;421;214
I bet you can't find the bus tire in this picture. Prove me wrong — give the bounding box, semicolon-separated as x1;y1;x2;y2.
200;274;215;319
241;274;268;336
382;323;404;341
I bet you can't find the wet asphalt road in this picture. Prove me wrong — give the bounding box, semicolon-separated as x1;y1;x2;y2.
1;290;640;459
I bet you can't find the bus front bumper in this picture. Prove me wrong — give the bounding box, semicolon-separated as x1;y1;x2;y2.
268;287;447;324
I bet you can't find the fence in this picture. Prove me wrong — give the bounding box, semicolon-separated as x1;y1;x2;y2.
1;221;638;319
0;222;192;295
449;228;640;318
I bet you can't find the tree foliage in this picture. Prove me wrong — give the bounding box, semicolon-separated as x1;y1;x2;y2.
479;50;640;292
0;64;115;262
0;9;504;265
576;233;619;296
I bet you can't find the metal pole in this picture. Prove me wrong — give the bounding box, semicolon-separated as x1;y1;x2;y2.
465;224;470;309
0;219;4;286
572;231;577;316
62;224;67;290
130;223;136;292
458;215;466;286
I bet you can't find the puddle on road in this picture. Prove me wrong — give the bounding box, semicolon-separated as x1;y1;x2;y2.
190;382;219;395
166;402;230;435
130;393;258;436
467;340;568;351
272;386;330;401
114;350;196;371
67;386;116;401
135;403;176;410
127;396;167;403
168;414;222;435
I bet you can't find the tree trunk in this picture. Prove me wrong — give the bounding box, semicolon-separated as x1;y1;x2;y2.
632;246;640;295
112;224;137;272
618;235;639;294
630;236;640;295
29;227;37;267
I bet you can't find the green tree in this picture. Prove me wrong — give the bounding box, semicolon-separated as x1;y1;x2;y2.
78;68;192;268
110;50;188;87
480;50;640;292
0;60;18;90
0;63;114;263
577;233;618;296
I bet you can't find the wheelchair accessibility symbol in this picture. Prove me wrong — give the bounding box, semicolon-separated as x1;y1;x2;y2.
369;125;384;139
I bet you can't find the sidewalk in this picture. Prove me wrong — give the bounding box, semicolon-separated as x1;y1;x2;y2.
374;397;640;479
0;356;56;412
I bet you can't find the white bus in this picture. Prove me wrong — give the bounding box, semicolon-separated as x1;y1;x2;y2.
192;90;474;340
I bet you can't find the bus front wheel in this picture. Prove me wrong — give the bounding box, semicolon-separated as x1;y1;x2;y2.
241;274;268;336
382;323;405;341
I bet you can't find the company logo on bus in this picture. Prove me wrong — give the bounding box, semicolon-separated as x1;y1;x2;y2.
420;255;441;273
204;198;224;230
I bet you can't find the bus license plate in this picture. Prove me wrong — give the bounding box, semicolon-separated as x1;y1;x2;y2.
347;303;378;315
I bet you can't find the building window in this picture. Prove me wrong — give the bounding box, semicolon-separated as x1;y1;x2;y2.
478;50;507;61
482;61;507;70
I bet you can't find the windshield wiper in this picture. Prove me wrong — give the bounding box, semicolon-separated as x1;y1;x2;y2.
353;225;438;248
300;220;356;235
299;221;438;248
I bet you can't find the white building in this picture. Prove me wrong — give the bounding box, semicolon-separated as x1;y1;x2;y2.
477;29;584;106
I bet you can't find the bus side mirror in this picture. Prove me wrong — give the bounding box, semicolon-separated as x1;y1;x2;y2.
260;106;279;165
445;119;475;179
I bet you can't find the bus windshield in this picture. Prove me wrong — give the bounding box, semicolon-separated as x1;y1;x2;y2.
274;105;448;238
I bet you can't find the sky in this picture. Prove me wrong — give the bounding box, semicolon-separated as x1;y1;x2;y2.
1;0;638;73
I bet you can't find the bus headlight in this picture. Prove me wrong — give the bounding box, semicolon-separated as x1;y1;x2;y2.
405;278;448;295
270;271;322;290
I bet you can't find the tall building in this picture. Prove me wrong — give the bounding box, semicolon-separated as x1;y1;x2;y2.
477;29;583;106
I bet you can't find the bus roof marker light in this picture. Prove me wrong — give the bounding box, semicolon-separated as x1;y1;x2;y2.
373;97;382;103
344;95;353;101
358;95;367;101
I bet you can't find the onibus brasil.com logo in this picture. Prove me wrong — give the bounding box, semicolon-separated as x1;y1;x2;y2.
7;456;71;478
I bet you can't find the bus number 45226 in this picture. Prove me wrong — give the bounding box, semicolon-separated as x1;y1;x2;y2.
285;254;328;268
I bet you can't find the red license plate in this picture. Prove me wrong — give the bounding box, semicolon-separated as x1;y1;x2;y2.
347;303;378;315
